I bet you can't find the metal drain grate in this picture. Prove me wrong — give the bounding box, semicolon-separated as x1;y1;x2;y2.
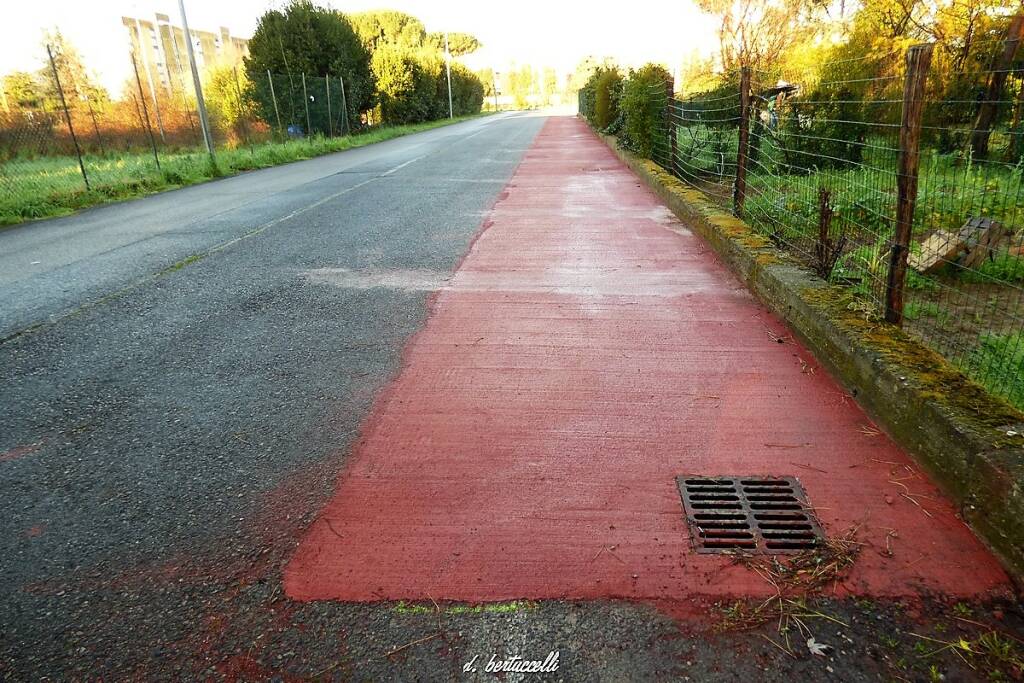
675;476;825;554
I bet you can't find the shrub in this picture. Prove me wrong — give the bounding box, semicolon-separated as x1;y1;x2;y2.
371;45;436;124
618;63;671;159
447;62;485;116
593;69;622;130
245;1;374;130
578;66;620;128
370;47;483;125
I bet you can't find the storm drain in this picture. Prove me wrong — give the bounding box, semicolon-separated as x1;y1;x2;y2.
675;476;825;554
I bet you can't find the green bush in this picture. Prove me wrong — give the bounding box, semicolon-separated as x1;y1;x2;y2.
245;1;373;130
368;46;483;125
593;69;623;130
444;62;485;117
578;66;620;128
371;45;435;123
618;63;671;159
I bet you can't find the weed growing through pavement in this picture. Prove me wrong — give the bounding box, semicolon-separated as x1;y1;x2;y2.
909;621;1024;679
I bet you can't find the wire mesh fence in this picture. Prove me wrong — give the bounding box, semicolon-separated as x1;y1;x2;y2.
253;71;354;139
621;20;1024;409
0;42;365;225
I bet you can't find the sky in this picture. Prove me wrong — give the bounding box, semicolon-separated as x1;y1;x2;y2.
0;0;720;93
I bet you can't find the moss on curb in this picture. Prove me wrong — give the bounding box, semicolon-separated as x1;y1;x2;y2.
596;130;1024;581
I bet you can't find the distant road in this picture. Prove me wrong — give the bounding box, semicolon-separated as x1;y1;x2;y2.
0;113;534;338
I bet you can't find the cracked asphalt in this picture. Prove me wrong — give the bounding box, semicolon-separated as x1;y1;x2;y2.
1;113;1021;681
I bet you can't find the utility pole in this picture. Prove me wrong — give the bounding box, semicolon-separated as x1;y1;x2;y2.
444;32;453;119
178;0;215;160
492;71;499;112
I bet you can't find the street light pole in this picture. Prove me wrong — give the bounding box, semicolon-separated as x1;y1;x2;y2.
444;32;453;119
178;0;215;160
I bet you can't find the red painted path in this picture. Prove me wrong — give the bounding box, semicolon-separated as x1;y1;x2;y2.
285;116;1009;603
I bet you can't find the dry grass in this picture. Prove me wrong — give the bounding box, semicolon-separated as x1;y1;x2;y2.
716;525;863;638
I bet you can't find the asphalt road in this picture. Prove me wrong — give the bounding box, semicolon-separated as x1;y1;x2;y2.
0;113;1019;681
1;113;551;677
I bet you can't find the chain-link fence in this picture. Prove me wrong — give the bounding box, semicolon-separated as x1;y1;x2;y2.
588;17;1024;410
0;42;367;225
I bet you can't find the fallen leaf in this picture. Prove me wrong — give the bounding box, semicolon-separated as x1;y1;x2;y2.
807;637;833;657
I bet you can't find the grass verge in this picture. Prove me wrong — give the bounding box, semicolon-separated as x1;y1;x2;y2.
0;113;492;227
967;332;1024;408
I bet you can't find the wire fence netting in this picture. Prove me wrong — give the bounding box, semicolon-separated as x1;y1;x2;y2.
637;34;1024;409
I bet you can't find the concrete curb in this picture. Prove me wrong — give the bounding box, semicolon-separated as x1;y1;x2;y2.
595;130;1024;582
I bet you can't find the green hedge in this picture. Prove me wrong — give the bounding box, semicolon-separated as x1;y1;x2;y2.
618;64;671;159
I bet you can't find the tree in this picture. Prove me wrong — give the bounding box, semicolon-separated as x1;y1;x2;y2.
245;1;373;129
204;65;252;143
2;72;44;110
40;30;108;108
851;0;930;40
371;44;438;123
427;32;481;56
350;11;427;51
507;65;537;109
349;9;483;124
696;0;822;73
477;67;497;106
542;67;558;105
566;56;619;100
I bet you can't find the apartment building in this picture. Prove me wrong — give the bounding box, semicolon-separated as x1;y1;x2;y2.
122;13;249;94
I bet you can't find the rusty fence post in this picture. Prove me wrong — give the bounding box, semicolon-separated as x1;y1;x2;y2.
885;43;934;325
733;66;751;218
47;43;89;190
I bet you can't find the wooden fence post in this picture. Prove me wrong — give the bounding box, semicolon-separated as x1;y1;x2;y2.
733;66;751;218
971;14;1024;159
885;43;934;325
